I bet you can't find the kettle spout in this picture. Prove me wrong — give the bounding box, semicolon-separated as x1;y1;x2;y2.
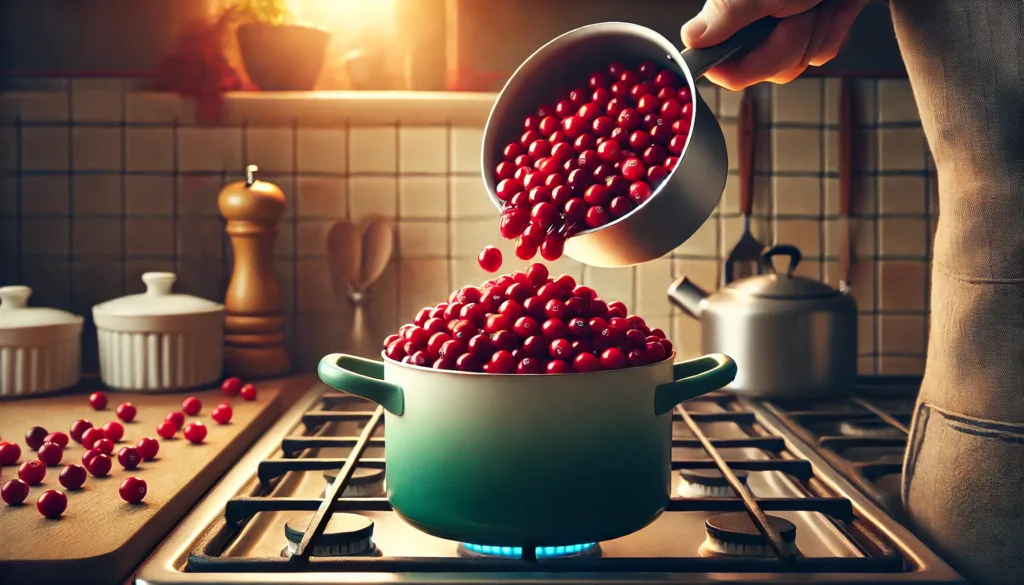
667;276;709;319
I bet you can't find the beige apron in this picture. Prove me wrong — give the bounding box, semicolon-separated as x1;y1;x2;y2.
890;1;1024;583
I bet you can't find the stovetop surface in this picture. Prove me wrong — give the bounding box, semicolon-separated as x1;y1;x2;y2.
135;379;961;585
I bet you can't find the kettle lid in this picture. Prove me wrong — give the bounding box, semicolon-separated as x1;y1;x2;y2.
731;245;841;299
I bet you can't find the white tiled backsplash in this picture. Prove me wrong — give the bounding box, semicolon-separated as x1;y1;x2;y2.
0;78;935;375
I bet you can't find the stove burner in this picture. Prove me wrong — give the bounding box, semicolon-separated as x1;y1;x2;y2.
698;512;797;558
281;512;377;557
457;542;600;559
839;418;903;438
321;467;386;498
677;468;749;497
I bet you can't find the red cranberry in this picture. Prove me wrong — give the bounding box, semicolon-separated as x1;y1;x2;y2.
574;285;598;301
513;316;539;337
513;356;542;374
555;99;574;117
547;359;572;374
648;165;669;185
116;402;137;422
597;140;621;163
211;403;233;425
554;274;577;292
132;438;158;463
568;317;590;337
522;296;547;320
610;80;630;98
467;334;494;359
660;98;681;120
486;314;513;335
600;347;627;370
630;81;655;101
88;391;108;410
487;350;515;374
18;460;45;485
520;335;546;358
677;86;692;103
495;161;516;180
572;338;594;356
654;70;677;88
592;163;615;183
609;300;628;315
240;383;258;401
94;438;114;456
660;338;674;355
181;396;202;416
59;464;87;490
439;339;465;359
523;115;541;131
424;317;447;334
514;154;534;169
625;328;647;348
562;115;586;138
541;318;569;340
618;108;641;131
621;158;645;182
538;115;560;135
592;87;611;107
452;320;479;342
504;142;524;160
658;86;676;100
635;94;658;115
117;446;141;470
650;124;673;145
495;178;522;201
665;156;679;170
589;71;610;89
81;427;106;450
491;330;518;352
37;442;63;466
573;133;597;153
69;419;93;443
25;426;48;450
82;448;101;468
456;353;482;372
638;61;658;79
385;339;406;361
609;196;635;218
577;102;601;122
669;134;687;155
477;246;503;273
521;130;542;147
564;198;587;222
671;118;690;134
36;489;67;518
643;144;667;166
540;234;565;261
443;302;465;321
156;421;176;440
530;202;558;227
0;441;21;466
569;87;589;106
2;478;30;505
549;338;573;359
629;130;652;151
628;349;649;367
608;62;627;77
499;300;524;322
514;236;538;260
606;97;625;118
534;283;562;302
585;205;610;228
119;476;147;504
573;352;601;373
427;332;453;357
183;422;208;444
87;453;112;477
527;139;551;159
524;262;547;285
584;184;610;207
165;411;185;431
43;432;69;449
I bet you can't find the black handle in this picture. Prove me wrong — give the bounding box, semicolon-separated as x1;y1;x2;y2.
681;17;781;79
761;244;802;277
667;276;709;320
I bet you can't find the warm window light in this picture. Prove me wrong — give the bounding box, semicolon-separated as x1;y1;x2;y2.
284;0;398;49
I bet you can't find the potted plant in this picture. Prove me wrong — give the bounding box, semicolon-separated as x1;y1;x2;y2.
230;0;331;91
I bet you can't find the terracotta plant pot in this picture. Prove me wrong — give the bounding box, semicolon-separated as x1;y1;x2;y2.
237;23;330;91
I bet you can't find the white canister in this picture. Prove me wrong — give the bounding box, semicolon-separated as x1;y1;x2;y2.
0;286;83;398
93;272;224;392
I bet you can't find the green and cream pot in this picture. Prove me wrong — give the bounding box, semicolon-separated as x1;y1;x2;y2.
317;350;737;546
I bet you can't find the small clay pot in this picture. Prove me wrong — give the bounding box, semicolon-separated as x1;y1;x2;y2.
237;23;330;91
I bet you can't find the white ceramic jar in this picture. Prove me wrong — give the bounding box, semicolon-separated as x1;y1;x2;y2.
93;272;225;392
0;285;83;398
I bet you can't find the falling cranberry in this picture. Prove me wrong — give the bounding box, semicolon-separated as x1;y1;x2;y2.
183;422;208;444
86;453;112;477
36;489;67;518
37;442;63;466
182;396;202;416
165;411;185;431
0;441;21;465
25;426;48;450
211;403;233;425
102;421;125;443
2;478;30;505
88;391;108;410
116;402;137;423
18;460;45;485
119;477;148;504
136;437;160;461
477;246;503;273
240;383;258;401
117;446;141;470
80;427;106;450
58;464;87;490
156;421;177;440
221;376;244;396
69;419;93;443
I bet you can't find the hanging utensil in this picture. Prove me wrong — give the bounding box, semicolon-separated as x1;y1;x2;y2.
838;77;855;293
724;89;765;285
327;221;362;297
326;217;394;358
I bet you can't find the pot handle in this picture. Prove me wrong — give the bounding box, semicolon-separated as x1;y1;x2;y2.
653;353;737;415
318;353;404;415
681;17;780;80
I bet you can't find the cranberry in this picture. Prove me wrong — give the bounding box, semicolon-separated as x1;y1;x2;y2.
661;338;675;355
569;87;589;106
136;437;160;460
647;165;668;185
577;102;601;122
564;198;587;221
486;350;515;374
654;70;677;88
94;438;115;456
665;156;679;170
530;202;558;227
600;347;627;370
513;316;539;337
589;71;610;89
87;391;107;410
554;99;574;117
521;130;541;146
585;205;610;228
606;97;625;118
41;431;68;450
37;442;63;466
178;396;201;416
456;353;482;372
573;352;601;373
523;115;541;131
116;402;137;422
426;332;452;357
69;419;93;443
562;115;586;138
646;341;668;362
625;328;647;348
609;300;628;315
439;339;465;359
597;140;621;163
82;448;102;468
567;317;590;337
81;427;106;450
650;124;673;145
25;426;48;450
36;489;67;518
517;335;544;358
495;161;516;180
491;330;518;352
211;402;233;425
59;464;87;490
514;236;538;260
592;86;612;107
678;86;692;104
2;479;30;505
628;130;652;151
618;108;641;131
658;86;676;100
467;334;494;359
643;144;667;166
638;61;658;79
495;178;522;201
443;302;465;321
99;421;123;444
607;196;634;218
385;339;406;361
118;446;142;470
165;411;185;431
635;94;658;115
409;350;430;366
651;327;667;338
183;422;208;444
627;349;650;367
538;115;560;135
589;299;610;318
119;477;147;504
621;158;646;182
240;383;258;401
527;139;550;160
451;319;478;341
514;154;534;169
541;317;570;339
583;184;609;207
18;460;45;485
546;359;572;374
423;317;447;335
574;286;597;301
0;441;21;465
513;357;542;374
669;134;687;155
477;245;503;273
630;81;655;101
156;420;177;439
504;142;524;160
87;453;112;477
540;234;565;261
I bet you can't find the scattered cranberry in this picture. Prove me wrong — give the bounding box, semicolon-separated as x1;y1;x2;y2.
86;453;112;477
211;403;233;425
119;477;147;504
183;422;207;444
117;446;141;470
80;427;106;450
221;376;244;396
88;391;108;410
94;438;115;456
69;419;93;443
18;460;45;485
178;397;201;417
82;448;102;468
116;402;137;423
165;411;185;430
58;464;87;490
239;383;258;401
25;426;48;450
0;441;21;465
36;489;67;518
1;478;30;505
478;246;503;273
41;432;68;450
136;437;160;461
37;442;63;466
102;421;124;443
156;421;177;440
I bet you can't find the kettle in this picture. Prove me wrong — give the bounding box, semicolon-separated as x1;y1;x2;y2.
668;244;857;399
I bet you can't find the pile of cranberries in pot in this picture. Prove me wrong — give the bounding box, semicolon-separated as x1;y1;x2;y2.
493;60;693;262
383;263;672;374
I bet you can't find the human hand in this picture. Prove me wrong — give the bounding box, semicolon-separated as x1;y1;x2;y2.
681;0;868;90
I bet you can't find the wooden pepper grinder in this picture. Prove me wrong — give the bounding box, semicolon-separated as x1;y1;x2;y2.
218;165;291;378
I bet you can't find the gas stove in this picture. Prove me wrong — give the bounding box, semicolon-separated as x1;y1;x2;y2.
134;379;962;584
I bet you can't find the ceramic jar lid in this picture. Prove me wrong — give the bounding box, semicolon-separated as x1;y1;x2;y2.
0;285;84;345
92;272;224;333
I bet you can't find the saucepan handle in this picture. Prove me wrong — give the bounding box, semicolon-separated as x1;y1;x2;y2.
318;353;405;415
653;353;737;415
681;17;780;80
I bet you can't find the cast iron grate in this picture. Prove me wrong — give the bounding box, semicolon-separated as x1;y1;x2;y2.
184;389;919;575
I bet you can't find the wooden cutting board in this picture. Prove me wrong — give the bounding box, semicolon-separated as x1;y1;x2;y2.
0;374;316;585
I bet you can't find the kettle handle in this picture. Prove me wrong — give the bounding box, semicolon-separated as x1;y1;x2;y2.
760;244;802;277
681;18;780;79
